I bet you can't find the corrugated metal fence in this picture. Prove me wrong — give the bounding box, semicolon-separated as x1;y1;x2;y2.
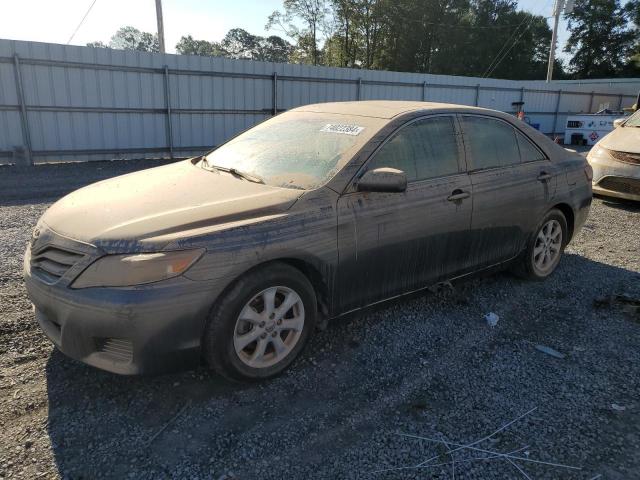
1;38;638;165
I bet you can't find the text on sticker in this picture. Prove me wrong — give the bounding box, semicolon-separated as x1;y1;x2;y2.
320;124;365;136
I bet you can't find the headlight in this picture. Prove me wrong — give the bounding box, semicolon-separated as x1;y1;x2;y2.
72;249;204;288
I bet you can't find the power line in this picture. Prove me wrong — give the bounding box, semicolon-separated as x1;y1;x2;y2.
480;14;533;77
482;1;552;78
402;15;553;31
67;0;99;45
483;17;537;78
419;19;550;30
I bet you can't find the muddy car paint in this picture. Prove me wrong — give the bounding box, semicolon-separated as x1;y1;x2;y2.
24;101;592;375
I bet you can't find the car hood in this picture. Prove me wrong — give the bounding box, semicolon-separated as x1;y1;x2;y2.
41;160;303;250
600;125;640;154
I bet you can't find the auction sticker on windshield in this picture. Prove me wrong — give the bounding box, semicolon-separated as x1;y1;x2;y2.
320;124;365;136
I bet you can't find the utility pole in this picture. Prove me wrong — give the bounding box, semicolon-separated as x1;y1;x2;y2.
546;0;562;82
546;0;574;82
155;0;166;54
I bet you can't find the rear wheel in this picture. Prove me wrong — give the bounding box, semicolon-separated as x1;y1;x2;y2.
203;263;316;381
516;208;568;280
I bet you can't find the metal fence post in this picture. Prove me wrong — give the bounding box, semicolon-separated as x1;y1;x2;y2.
588;91;595;112
552;89;562;137
357;78;362;100
475;84;480;106
617;94;624;111
422;81;427;102
163;66;174;158
12;54;33;165
272;72;278;115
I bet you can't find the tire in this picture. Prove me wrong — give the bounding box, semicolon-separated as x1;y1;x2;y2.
203;262;317;382
515;208;568;280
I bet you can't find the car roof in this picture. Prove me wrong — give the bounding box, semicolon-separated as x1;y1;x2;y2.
291;100;494;119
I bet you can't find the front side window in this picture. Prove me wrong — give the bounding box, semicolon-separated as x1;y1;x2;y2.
204;112;385;190
462;116;521;170
368;116;460;182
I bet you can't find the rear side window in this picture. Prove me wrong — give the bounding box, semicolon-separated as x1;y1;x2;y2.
462;116;520;170
516;131;546;162
369;116;460;182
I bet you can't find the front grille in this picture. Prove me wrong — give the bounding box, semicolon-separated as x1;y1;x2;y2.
607;148;640;165
31;246;84;283
96;338;134;362
597;177;640;196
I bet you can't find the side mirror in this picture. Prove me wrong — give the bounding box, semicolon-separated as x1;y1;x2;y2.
357;167;407;193
613;118;625;128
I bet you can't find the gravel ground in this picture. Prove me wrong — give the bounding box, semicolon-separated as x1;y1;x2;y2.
1;161;639;480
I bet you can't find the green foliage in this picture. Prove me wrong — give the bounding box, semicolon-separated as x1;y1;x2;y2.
87;27;159;52
321;0;559;79
176;29;293;63
175;35;225;56
267;0;330;65
623;0;640;74
87;0;638;80
108;26;159;52
564;0;637;78
85;41;107;48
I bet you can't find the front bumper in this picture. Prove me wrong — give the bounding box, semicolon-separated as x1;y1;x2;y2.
24;245;222;375
588;151;640;201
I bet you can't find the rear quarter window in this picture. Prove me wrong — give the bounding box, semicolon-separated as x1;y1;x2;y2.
516;131;546;162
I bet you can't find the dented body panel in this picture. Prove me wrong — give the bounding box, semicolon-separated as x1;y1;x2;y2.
24;101;592;374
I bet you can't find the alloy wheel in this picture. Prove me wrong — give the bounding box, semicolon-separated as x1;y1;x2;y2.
532;219;562;275
233;286;305;369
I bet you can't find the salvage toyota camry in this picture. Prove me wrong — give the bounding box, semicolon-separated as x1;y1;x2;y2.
24;101;592;381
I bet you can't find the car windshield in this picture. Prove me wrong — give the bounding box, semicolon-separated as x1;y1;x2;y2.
624;109;640;127
203;112;384;190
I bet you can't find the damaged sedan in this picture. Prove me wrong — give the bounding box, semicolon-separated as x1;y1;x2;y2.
24;101;592;381
588;108;640;201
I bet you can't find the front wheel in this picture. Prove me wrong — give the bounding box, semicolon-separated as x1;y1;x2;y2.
516;208;568;280
203;262;317;382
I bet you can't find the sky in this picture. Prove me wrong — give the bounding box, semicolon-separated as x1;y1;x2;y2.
0;0;588;60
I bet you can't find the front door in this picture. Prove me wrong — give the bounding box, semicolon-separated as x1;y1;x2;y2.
335;115;473;313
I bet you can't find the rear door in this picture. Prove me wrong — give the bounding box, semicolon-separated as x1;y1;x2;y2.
335;115;473;313
460;115;556;269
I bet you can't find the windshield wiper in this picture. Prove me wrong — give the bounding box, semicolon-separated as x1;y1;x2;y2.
198;156;264;184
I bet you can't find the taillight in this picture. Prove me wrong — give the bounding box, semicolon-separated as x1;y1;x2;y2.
584;164;593;181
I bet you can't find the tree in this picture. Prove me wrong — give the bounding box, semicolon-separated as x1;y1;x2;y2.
258;35;294;62
464;2;554;79
175;30;293;63
267;0;330;65
329;0;556;79
328;0;359;67
175;35;224;56
86;41;107;48
623;0;640;75
87;26;159;52
564;0;636;78
109;26;159;52
221;28;261;58
289;32;323;63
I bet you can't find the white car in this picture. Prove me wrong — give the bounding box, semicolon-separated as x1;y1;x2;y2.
587;110;640;201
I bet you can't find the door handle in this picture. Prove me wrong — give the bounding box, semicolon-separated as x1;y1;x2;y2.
447;189;471;201
537;171;552;182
